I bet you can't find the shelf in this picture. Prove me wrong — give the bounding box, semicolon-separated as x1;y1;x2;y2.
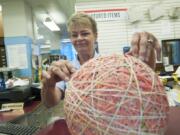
0;67;18;72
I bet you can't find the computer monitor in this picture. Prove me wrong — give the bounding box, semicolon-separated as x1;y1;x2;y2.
161;39;180;65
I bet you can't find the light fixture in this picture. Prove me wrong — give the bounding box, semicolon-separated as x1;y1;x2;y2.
0;5;2;12
43;17;60;31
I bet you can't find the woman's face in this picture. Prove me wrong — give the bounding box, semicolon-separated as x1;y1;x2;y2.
70;25;97;59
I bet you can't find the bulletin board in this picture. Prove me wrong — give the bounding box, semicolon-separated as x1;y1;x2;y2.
4;36;32;77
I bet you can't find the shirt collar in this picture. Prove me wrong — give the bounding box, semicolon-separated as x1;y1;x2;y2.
71;51;99;70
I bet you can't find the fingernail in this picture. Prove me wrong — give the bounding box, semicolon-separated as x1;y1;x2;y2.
65;77;70;81
139;56;145;61
132;52;138;57
133;54;138;57
71;68;77;73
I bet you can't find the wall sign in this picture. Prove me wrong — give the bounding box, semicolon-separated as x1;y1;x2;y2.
82;8;128;21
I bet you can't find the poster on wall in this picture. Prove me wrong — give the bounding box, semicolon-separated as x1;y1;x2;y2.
6;44;28;69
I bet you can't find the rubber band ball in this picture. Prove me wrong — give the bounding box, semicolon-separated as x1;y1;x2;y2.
64;54;169;135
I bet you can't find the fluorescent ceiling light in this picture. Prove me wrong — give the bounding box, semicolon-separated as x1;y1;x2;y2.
43;17;60;31
0;5;2;12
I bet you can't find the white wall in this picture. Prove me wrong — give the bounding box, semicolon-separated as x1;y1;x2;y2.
1;0;33;38
75;0;180;55
24;0;34;39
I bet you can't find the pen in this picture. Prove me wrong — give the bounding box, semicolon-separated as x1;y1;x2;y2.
0;108;13;112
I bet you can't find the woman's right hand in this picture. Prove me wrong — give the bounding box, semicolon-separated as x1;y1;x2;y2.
41;60;76;89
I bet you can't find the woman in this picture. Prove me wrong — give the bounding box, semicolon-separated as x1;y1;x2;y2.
41;13;161;108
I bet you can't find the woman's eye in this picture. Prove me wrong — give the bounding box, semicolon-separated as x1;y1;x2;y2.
71;32;90;38
81;32;90;36
71;34;78;38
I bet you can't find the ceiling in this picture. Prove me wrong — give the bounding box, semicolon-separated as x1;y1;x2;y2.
25;0;107;38
26;0;76;25
24;0;76;39
0;0;119;39
25;0;114;25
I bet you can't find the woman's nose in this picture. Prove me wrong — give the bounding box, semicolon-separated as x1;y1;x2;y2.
77;34;83;40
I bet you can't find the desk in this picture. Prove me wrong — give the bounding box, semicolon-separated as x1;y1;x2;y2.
37;107;180;135
0;101;40;122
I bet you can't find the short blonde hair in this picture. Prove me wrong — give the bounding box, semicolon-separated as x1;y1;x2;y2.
67;12;97;34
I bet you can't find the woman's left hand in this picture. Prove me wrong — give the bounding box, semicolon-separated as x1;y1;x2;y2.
127;31;161;70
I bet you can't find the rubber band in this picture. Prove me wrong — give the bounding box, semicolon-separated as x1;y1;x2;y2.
64;54;169;135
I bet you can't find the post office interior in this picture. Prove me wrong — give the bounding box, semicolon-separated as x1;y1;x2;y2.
0;0;180;135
